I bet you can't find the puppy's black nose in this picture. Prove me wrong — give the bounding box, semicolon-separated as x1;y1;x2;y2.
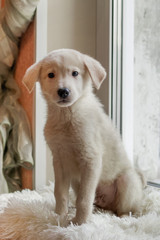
57;88;70;99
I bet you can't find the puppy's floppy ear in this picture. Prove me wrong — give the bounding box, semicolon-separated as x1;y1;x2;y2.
84;55;107;89
22;61;41;93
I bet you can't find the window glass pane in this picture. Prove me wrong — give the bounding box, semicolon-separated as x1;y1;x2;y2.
134;0;160;181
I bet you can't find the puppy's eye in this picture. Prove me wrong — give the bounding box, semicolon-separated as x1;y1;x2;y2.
48;72;55;78
72;71;79;77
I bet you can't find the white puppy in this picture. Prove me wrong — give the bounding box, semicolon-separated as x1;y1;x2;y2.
23;49;144;225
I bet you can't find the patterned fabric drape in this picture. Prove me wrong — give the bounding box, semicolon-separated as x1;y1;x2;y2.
0;0;39;193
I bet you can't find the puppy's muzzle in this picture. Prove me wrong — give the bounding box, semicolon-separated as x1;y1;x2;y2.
57;88;70;99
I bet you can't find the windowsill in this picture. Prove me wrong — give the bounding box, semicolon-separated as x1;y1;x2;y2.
147;179;160;188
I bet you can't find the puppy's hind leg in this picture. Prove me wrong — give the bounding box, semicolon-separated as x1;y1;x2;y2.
116;169;144;216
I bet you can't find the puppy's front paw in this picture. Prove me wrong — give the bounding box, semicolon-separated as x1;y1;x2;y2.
70;216;87;226
70;217;78;225
56;214;69;227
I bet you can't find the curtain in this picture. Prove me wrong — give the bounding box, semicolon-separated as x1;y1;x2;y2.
0;0;39;193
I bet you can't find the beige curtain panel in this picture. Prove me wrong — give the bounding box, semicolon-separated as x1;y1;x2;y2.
0;0;39;193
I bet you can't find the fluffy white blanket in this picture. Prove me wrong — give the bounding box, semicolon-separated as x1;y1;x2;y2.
0;182;160;240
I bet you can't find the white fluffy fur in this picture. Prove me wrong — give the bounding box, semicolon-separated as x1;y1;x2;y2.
0;183;160;240
22;49;144;225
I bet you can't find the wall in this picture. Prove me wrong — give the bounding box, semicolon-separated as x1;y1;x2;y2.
47;0;96;57
96;0;110;114
134;0;160;179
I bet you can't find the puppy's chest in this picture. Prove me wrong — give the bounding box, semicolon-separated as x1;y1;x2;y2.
45;118;84;155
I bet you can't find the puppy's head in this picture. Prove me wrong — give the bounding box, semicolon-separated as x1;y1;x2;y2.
23;49;106;107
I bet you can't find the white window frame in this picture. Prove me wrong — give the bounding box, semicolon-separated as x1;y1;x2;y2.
122;0;134;164
33;0;48;189
109;0;134;164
